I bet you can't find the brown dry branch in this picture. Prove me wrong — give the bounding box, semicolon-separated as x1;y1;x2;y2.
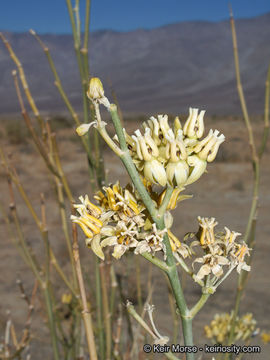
0;280;37;360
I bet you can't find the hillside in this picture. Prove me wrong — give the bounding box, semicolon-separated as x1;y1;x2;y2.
1;13;270;115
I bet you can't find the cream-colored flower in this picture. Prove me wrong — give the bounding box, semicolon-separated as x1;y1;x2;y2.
71;195;113;259
165;129;187;161
94;182;144;223
132;129;167;186
143;159;167;186
145;115;171;146
185;155;207;185
101;221;138;259
168;230;192;258
232;242;251;273
166;160;189;187
197;216;218;246
183;107;205;139
164;129;189;187
194;129;225;162
193;243;229;280
224;227;242;244
135;223;167;256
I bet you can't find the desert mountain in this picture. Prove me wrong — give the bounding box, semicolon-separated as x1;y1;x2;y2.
1;13;270;116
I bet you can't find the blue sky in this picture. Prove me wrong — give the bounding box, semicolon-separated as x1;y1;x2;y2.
1;0;270;34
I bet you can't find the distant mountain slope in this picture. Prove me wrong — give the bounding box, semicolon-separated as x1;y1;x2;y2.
1;13;270;115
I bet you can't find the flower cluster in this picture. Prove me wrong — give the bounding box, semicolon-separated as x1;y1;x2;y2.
71;182;184;260
205;312;258;344
117;109;225;187
192;217;250;284
173;217;251;288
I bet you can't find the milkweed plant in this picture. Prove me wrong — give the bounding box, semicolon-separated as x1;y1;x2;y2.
1;4;268;359
71;77;251;359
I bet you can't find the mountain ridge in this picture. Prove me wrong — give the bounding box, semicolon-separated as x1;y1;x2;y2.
1;13;270;116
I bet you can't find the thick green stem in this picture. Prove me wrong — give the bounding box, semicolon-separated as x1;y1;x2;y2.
108;104;194;359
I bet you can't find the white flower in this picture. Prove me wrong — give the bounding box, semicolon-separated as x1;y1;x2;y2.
194;129;225;162
135;223;167;256
183;107;205;139
193;251;229;280
185;155;207;185
100;221;138;259
132;129;159;160
146;115;171;145
166;160;189;187
197;216;218;246
165;129;187;161
231;242;251;273
132;129;167;186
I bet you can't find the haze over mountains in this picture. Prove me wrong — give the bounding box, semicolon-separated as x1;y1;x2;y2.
1;13;270;116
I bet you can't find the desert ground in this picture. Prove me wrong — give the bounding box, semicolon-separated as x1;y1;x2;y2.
0;113;269;359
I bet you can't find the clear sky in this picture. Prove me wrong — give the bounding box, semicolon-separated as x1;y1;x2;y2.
1;0;270;34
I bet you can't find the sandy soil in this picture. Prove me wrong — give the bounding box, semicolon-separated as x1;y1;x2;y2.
0;115;269;359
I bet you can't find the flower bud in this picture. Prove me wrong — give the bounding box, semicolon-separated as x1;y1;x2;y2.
87;77;104;100
76;123;92;136
174;116;182;134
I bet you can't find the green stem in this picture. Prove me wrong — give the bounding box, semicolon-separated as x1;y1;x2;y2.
30;31;96;174
100;263;111;360
189;293;210;319
82;0;91;78
42;229;61;360
158;186;174;215
140;253;169;272
95;257;105;360
259;63;270;158
108;104;194;359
